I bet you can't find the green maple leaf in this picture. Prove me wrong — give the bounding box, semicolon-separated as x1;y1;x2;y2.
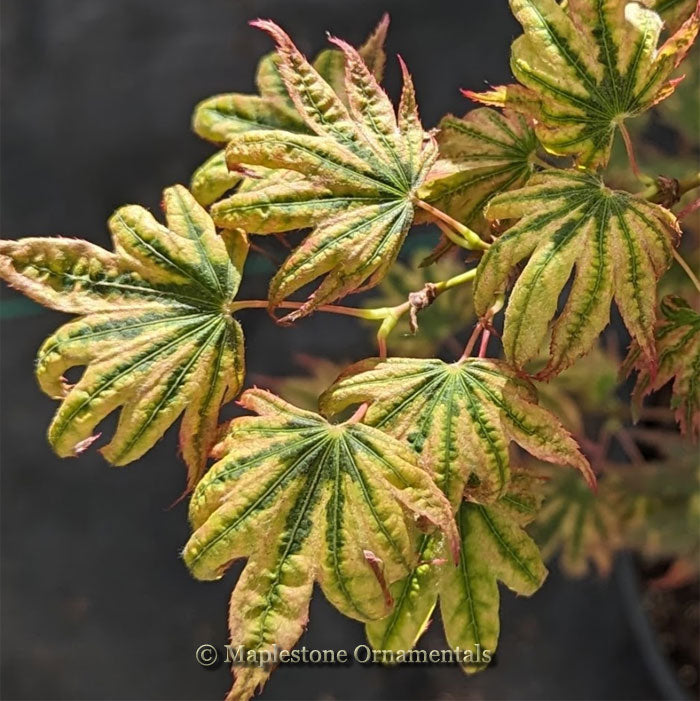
623;295;700;439
321;356;594;505
207;21;438;322
417;108;537;233
362;473;547;671
0;186;247;488
466;0;699;168
190;16;389;206
182;388;457;701
474;170;680;377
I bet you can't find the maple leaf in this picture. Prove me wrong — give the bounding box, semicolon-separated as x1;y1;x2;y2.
646;0;700;33
321;356;594;505
190;16;389;206
466;0;700;168
532;467;623;577
208;21;438;322
623;294;700;439
0;186;247;488
182;388;457;701
363;473;547;671
474;170;680;377
417;108;537;233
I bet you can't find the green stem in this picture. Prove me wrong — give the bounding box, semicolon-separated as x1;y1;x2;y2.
230;268;478;358
641;171;700;203
415;199;490;251
434;268;478;292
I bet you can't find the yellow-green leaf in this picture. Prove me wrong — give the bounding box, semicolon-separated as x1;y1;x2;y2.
189;17;390;207
211;21;437;320
624;294;700;439
182;388;456;701
474;170;680;377
0;186;248;488
417;108;537;233
365;473;547;672
321;356;594;506
467;0;699;168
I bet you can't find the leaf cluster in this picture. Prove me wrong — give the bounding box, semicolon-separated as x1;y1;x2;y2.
1;4;700;701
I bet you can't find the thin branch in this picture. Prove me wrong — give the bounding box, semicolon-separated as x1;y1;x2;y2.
231;266;479;358
229;299;385;320
672;248;700;294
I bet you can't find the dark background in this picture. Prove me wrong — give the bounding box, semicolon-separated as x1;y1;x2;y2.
1;1;662;699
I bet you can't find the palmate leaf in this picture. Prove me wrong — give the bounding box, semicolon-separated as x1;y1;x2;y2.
321;356;594;506
466;0;700;168
209;21;438;322
474;170;680;377
0;186;247;488
623;295;700;439
417;108;537;233
363;473;547;671
190;16;389;206
182;389;457;701
532;467;624;577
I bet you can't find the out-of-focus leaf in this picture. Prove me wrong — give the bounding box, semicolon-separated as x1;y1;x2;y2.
365;473;547;671
614;429;700;562
417;108;537;233
321;356;594;506
210;22;438;321
467;0;699;168
536;345;622;433
253;354;348;412
532;468;624;577
182;388;456;701
474;170;680;377
623;295;700;439
0;186;248;488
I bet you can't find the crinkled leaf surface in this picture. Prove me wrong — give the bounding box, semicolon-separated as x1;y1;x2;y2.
190;16;389;206
364;473;547;671
321;356;594;506
467;0;699;168
417;108;537;233
0;186;247;488
182;389;456;701
209;21;438;321
624;295;700;439
474;170;680;377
